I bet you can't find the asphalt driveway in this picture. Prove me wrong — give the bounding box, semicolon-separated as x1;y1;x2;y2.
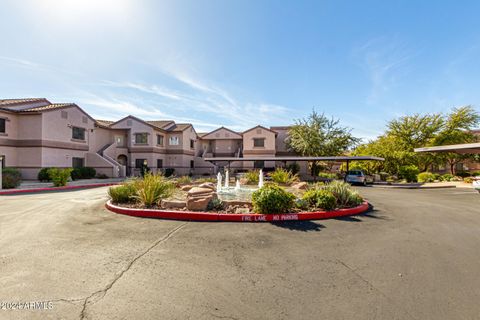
0;186;479;320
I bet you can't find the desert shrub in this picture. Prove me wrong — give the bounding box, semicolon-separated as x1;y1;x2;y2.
268;168;298;185
324;180;363;208
318;172;337;180
471;171;480;177
398;165;419;182
108;183;137;203
71;167;96;180
456;171;471;178
244;170;260;184
2;168;21;189
70;168;82;181
164;168;175;177
433;173;441;181
464;177;474;184
38;167;53;182
347;190;363;207
379;172;389;181
195;177;216;183
294;198;309;211
48;168;73;187
440;173;454;182
133;173;175;207
177;175;193;185
417;172;436;183
286;163;300;175
251;184;296;214
302;189;336;211
207;198;225;211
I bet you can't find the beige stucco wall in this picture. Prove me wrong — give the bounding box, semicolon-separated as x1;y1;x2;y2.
243;127;276;156
42;107;94;145
0;146;18;167
0;111;19;139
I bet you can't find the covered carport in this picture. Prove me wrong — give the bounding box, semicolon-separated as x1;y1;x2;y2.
414;142;480;154
204;155;384;173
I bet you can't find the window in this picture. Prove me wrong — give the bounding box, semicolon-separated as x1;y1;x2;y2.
82;116;88;124
157;159;163;168
135;133;148;144
72;127;85;140
169;136;179;145
72;157;84;168
254;160;265;169
135;159;147;168
0;118;5;133
157;135;164;146
190;160;194;168
190;139;195;149
253;138;265;147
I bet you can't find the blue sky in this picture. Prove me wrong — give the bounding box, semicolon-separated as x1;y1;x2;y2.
1;0;480;139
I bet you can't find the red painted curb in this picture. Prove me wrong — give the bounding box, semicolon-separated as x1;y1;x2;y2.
105;200;370;222
0;183;119;195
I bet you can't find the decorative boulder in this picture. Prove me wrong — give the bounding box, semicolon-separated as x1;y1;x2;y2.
180;185;193;192
188;187;215;197
198;182;216;191
223;200;253;209
161;200;186;209
292;182;308;190
186;194;214;211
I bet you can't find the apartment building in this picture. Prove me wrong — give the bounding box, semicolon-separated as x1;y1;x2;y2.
0;98;304;179
0;98;197;179
194;125;308;175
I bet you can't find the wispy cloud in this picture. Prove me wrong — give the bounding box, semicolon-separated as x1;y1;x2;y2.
353;37;416;105
0;55;84;77
98;67;294;130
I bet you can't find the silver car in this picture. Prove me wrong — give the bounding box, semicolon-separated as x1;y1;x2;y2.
345;170;368;186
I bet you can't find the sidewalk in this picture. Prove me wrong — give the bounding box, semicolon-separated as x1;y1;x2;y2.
17;178;125;189
0;178;124;195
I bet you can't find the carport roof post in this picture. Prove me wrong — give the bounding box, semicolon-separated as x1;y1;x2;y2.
414;142;480;154
0;157;2;190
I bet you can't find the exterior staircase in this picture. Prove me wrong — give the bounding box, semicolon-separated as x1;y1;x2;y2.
96;142;126;178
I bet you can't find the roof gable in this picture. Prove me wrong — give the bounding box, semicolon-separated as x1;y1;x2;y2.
200;126;243;140
243;125;277;136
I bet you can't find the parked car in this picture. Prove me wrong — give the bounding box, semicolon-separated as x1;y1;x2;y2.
472;177;480;193
345;170;372;186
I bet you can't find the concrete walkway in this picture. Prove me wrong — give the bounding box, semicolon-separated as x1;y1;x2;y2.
15;178;125;190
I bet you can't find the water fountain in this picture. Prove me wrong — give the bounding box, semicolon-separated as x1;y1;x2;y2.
258;169;264;188
235;179;241;192
224;170;230;189
216;172;222;192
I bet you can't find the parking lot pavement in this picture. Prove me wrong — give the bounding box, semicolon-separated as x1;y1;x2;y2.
1;186;480;320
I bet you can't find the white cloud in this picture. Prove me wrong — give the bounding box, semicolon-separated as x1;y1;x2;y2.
99;68;294;130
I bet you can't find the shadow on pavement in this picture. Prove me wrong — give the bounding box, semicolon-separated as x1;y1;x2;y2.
334;205;388;222
270;220;325;232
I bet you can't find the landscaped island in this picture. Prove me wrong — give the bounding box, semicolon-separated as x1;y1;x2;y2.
106;168;366;220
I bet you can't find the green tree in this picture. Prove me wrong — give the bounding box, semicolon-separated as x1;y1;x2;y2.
351;106;480;175
432;106;480;174
286;110;360;176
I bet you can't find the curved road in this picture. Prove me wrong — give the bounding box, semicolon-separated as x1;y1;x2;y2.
0;186;479;319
